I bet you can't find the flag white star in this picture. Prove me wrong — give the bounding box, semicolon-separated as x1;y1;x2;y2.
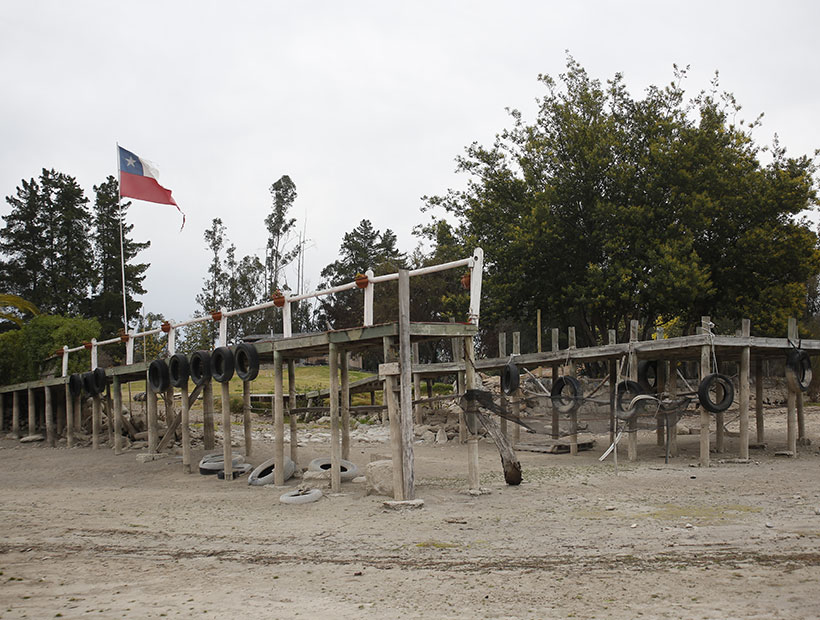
125;156;137;168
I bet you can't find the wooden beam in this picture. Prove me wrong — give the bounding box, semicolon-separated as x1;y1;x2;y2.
113;375;123;455
398;269;415;501
243;381;252;458
64;384;73;448
202;381;215;450
146;388;158;454
755;357;764;444
274;350;285;486
699;317;711;467
221;380;232;483
787;317;798;456
181;382;192;473
465;335;480;491
44;386;55;447
628;320;639;462
341;350;351;461
739;319;750;460
12;390;20;438
384;336;403;498
329;343;342;493
288;360;298;466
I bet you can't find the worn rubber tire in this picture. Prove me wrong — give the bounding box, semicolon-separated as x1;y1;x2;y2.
501;361;520;396
248;456;296;486
280;488;323;504
168;353;190;388
210;346;235;383
786;349;812;392
68;374;83;397
697;373;735;413
616;380;646;420
91;367;107;395
308;457;359;481
190;350;212;386
235;343;260;382
82;371;97;396
198;452;245;475
148;359;170;393
637;360;658;393
550;376;582;414
217;463;253;479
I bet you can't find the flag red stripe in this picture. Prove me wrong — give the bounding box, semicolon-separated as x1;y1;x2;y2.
120;171;177;206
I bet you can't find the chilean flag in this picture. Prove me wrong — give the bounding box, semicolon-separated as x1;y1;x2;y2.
118;146;185;229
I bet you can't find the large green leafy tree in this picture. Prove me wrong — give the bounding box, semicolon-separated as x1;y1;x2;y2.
421;59;819;344
1;169;94;315
86;176;151;337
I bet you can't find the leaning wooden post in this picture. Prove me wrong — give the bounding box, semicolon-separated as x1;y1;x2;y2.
511;331;521;445
328;343;342;493
398;269;416;500
113;375;123;455
220;378;232;483
464;335;480;492
383;336;404;498
202;380;215;450
12;391;20;438
181;382;191;473
273;350;286;486
44;386;54;447
242;380;252;458
786;317;798;456
146;386;158;454
551;328;560;439
568;327;578;456
27;387;35;437
739;319;750;460
755;358;764;444
608;329;617;445
412;342;423;426
699;316;711;467
64;384;73;448
288;360;298;466
498;332;508;438
341;351;351;461
628;320;639;462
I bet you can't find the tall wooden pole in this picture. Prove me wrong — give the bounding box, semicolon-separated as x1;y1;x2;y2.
384;336;403;498
113;375;123;455
329;343;341;493
628;320;639;461
398;270;415;500
699;316;711;467
786;318;798;456
465;335;480;491
274;350;285;486
739;319;750;460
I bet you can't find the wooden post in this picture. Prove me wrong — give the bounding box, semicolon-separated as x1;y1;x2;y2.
512;332;521;445
329;343;342;493
655;327;665;447
164;387;174;447
567;327;578;455
341;350;351;460
714;327;725;454
73;391;81;432
44;386;54;447
398;269;416;500
27;387;35;437
739;319;750;460
628;320;639;461
383;336;403;498
464;335;480;491
551;328;559;439
221;380;232;483
202;381;215;450
64;384;73;448
699;316;711;467
274;350;286;486
608;329;616;445
452;332;467;444
755;358;764;444
113;376;123;455
92;393;102;450
288;360;298;465
181;382;191;473
412;342;423;425
669;360;678;456
786;317;798;456
498;332;508;438
12;390;20;438
56;392;64;437
242;380;252;457
146;387;157;454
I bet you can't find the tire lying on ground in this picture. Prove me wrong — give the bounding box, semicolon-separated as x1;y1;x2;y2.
234;342;260;382
307;457;359;481
68;374;84;397
248;456;296;485
550;376;582;414
785;349;812;392
168;353;190;388
280;488;323;504
189;350;212;386
697;373;735;413
217;463;253;480
148;359;170;393
198;452;245;475
615;380;646;420
637;360;658;393
210;346;235;383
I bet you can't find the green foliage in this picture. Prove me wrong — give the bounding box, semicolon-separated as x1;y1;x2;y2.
0;314;100;384
0;294;39;327
421;58;820;342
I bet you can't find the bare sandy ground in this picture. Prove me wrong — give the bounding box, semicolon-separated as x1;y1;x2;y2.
2;407;820;619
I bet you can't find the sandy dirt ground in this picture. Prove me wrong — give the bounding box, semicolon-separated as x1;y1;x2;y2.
2;406;820;620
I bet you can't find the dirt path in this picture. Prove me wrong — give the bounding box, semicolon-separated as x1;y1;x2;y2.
2;408;820;619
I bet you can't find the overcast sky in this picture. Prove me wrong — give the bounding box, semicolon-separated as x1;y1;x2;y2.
1;1;818;325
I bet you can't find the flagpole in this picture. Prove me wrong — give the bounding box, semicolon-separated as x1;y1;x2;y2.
116;143;129;332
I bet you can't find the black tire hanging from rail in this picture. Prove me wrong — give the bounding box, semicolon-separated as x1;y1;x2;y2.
697;373;734;413
501;361;520;396
785;349;812;392
68;374;83;397
189;350;212;386
615;380;646;420
550;376;582;413
211;346;235;383
92;367;107;395
234;343;260;382
148;359;170;393
82;371;97;396
168;353;190;388
637;360;658;393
